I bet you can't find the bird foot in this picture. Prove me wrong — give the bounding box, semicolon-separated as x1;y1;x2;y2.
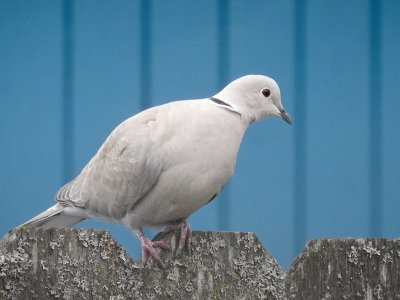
135;228;170;268
163;219;192;255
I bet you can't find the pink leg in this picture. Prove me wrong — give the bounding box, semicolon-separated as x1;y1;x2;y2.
163;219;192;255
177;220;192;255
134;228;170;268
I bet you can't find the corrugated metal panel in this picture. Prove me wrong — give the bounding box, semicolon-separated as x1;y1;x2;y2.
1;0;399;268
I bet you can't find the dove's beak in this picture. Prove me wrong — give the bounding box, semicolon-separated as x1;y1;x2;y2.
279;108;292;125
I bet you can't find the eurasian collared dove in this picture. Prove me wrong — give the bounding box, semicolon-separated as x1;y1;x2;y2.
17;75;291;267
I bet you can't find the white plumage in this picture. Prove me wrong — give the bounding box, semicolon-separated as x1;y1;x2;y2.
18;75;291;267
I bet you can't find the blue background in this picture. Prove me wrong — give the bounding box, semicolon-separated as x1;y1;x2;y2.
1;1;399;269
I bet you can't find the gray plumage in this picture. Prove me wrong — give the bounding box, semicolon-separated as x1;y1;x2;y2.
18;75;291;266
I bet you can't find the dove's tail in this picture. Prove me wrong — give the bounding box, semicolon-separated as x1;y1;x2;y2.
18;203;86;228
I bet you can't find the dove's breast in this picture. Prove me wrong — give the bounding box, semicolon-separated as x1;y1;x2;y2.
123;100;248;228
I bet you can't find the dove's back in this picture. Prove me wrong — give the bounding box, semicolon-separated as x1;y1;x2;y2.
21;99;248;230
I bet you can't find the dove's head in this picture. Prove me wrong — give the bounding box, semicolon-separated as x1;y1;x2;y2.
214;75;292;125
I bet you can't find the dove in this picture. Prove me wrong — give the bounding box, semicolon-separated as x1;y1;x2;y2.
17;75;291;267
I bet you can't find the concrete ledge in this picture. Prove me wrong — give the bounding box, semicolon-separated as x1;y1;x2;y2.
286;238;400;299
1;229;399;299
0;228;285;299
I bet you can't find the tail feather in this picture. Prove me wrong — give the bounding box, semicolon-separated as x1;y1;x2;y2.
18;203;85;228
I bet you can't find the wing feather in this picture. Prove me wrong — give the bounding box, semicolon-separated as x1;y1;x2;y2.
56;111;163;220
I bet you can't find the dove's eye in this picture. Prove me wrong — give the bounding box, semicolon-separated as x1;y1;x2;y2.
262;88;271;97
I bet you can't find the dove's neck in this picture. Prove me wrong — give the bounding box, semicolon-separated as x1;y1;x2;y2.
209;96;241;115
213;91;259;126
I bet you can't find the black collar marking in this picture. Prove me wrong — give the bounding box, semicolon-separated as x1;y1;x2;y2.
209;97;232;108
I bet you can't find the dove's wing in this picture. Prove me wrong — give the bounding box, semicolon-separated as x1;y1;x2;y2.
56;109;163;221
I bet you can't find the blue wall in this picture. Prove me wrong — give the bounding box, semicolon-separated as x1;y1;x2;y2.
1;1;399;269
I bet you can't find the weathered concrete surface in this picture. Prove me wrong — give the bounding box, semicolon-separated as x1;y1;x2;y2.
0;228;285;299
286;238;400;300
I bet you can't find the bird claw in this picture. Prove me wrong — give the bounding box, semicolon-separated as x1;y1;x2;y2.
135;228;170;268
136;220;192;268
163;220;192;256
176;220;192;256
